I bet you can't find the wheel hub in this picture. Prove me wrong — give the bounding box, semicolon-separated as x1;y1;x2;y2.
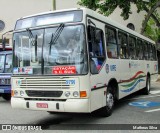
106;93;114;109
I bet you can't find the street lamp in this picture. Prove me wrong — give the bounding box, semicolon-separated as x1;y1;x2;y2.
1;30;13;50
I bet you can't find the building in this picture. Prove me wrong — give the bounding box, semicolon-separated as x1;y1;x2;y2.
56;0;146;33
0;0;153;46
0;0;53;45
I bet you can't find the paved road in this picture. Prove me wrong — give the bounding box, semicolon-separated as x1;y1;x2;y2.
0;81;160;131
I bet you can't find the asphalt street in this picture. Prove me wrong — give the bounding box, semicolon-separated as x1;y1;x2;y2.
0;81;160;132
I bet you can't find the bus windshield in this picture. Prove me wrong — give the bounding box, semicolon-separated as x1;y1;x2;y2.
13;25;87;75
0;55;5;72
5;54;12;73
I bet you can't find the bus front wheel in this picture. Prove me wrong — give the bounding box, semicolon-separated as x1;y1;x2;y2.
99;86;115;117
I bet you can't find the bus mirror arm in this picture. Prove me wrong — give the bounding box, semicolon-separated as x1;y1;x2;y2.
88;19;96;44
88;19;96;28
88;19;96;33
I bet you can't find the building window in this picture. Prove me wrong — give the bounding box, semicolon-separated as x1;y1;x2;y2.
127;23;135;31
0;20;5;31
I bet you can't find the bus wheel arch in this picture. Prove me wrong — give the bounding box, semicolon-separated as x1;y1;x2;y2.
107;78;119;101
99;78;119;117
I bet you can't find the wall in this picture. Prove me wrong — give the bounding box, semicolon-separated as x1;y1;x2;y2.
56;0;147;33
0;0;53;44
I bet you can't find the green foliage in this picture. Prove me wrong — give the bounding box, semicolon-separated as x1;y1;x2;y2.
144;8;160;42
144;18;160;42
78;0;160;43
78;0;153;20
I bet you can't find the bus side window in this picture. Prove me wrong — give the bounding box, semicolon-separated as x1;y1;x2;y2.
118;32;129;59
148;43;152;60
136;39;140;59
88;26;105;74
129;36;136;59
105;27;118;58
143;42;148;60
153;45;157;60
137;39;143;60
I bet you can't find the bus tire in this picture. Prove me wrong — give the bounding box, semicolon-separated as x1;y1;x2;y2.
2;94;11;101
99;86;114;117
143;76;150;95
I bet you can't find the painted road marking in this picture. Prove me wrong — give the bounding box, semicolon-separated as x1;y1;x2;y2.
145;108;160;112
124;94;160;101
129;101;160;108
150;90;160;94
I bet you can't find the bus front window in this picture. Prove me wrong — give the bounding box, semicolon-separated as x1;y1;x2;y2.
13;25;87;75
13;29;43;75
43;25;87;75
0;55;5;72
5;54;12;73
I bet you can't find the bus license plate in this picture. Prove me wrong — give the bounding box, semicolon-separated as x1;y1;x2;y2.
36;103;48;108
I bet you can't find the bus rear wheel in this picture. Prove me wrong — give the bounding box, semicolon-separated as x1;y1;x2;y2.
99;87;114;117
2;94;11;101
143;76;150;95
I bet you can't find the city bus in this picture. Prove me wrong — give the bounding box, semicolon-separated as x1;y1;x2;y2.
11;8;158;116
0;45;12;100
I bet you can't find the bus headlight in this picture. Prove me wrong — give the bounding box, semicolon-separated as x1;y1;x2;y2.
65;91;70;97
73;91;79;97
20;91;24;96
14;90;18;96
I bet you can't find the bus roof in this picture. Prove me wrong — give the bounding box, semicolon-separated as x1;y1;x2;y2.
16;8;155;45
18;8;81;19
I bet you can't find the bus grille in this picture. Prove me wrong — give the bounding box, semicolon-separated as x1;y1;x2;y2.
0;78;11;85
15;77;78;89
25;90;63;97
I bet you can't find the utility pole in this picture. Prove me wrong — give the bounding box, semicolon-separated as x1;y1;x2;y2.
53;0;56;10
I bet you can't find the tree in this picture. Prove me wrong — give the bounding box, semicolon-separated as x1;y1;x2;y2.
78;0;160;38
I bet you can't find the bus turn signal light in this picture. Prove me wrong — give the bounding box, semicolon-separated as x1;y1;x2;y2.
11;90;14;97
80;91;87;98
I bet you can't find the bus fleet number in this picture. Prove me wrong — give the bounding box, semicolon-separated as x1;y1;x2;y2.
66;80;75;85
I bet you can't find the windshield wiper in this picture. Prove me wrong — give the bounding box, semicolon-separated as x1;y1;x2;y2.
26;28;38;62
26;28;35;46
49;23;64;55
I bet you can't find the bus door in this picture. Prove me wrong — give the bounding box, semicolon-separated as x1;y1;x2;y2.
87;17;106;111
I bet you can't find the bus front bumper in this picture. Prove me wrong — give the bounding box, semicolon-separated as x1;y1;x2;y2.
0;86;11;94
11;97;90;113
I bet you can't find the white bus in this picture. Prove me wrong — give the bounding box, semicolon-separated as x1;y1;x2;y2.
11;8;158;117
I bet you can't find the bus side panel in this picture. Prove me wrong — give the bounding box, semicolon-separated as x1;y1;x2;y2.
150;61;158;81
117;59;132;99
129;60;141;93
90;66;107;111
137;60;146;90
